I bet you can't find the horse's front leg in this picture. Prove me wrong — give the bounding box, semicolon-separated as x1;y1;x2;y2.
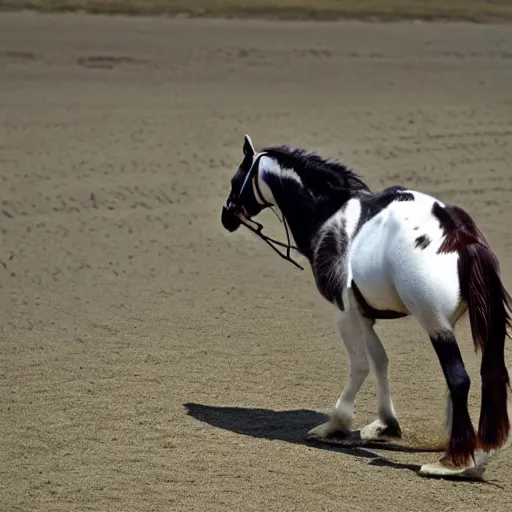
357;314;402;440
307;306;370;439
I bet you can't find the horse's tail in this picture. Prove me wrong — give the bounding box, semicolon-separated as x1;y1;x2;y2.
434;202;511;452
458;241;512;451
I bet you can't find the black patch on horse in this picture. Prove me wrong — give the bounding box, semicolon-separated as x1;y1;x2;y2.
414;235;431;250
351;280;408;320
354;186;415;236
360;186;414;216
395;192;415;202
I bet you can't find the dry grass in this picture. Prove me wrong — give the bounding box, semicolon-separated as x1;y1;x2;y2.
2;0;512;22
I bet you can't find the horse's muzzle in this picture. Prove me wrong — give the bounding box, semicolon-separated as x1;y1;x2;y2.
221;206;241;232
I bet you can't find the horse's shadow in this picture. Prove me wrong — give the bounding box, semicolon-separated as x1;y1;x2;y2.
183;403;421;473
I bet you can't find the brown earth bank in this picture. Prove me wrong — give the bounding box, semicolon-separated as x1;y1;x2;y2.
1;11;512;512
2;0;512;22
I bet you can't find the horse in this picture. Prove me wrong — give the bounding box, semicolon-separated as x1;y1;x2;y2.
220;134;511;478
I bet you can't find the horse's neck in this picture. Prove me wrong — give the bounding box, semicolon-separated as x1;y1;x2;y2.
265;175;347;259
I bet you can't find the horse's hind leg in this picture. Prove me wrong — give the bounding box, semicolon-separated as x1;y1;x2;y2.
420;328;481;476
307;305;369;439
396;278;485;475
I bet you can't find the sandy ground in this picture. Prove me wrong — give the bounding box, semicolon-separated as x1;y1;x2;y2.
1;11;512;512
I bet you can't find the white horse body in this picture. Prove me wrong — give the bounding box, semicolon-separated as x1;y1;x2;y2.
345;191;462;331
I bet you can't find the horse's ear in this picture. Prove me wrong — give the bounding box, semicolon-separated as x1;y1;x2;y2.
243;134;256;156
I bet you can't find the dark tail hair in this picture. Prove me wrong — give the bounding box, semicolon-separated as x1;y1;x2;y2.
458;243;512;451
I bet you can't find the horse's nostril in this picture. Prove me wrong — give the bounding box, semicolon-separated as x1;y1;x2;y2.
221;206;241;232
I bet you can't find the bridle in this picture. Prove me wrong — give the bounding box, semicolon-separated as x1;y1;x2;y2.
231;152;304;271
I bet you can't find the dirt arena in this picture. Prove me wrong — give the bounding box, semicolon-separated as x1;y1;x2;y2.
1;11;512;511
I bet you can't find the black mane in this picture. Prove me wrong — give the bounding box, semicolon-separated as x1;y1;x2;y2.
262;145;370;200
256;144;371;259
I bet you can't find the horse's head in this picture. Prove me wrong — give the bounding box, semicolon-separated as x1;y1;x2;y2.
220;136;369;269
221;134;272;232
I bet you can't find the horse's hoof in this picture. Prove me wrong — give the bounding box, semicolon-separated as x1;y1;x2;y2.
419;452;489;480
307;420;350;440
360;418;402;441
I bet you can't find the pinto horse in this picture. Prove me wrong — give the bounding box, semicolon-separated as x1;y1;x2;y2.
221;134;511;478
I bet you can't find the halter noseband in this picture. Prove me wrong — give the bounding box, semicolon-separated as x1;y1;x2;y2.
233;152;304;271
